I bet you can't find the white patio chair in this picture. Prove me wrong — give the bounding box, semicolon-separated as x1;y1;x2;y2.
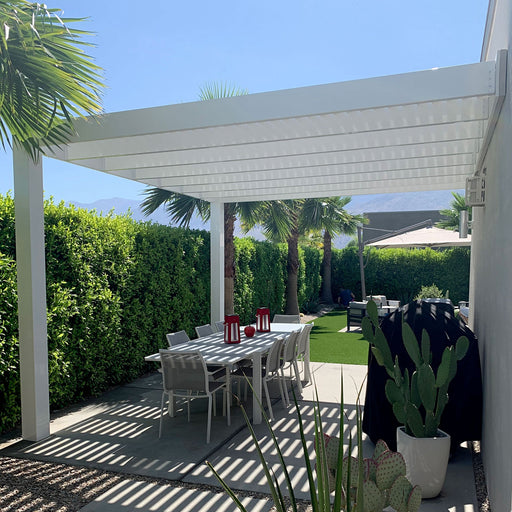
166;330;190;347
159;349;229;443
195;324;215;338
231;337;287;420
281;330;302;402
272;314;301;324
296;323;313;376
215;320;224;333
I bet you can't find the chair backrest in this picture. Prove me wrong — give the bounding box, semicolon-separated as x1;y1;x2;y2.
265;337;285;374
367;295;387;307
215;320;224;333
297;323;313;356
166;330;190;347
282;330;301;363
159;349;208;392
195;324;215;337
273;314;301;324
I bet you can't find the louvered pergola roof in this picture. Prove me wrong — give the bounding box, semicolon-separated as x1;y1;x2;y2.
48;53;506;202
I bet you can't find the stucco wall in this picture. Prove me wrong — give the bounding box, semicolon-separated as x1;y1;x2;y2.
475;2;512;509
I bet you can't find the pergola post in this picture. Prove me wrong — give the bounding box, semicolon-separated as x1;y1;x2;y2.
210;201;224;325
13;147;50;441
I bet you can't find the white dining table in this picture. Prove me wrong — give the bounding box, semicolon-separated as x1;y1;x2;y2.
145;323;306;424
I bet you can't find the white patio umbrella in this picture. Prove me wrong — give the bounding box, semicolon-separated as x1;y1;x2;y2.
367;227;471;249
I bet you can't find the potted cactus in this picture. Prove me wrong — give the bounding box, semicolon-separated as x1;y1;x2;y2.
362;300;469;498
322;436;422;512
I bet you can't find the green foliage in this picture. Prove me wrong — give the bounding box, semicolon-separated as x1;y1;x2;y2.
0;1;103;158
300;246;322;311
362;301;469;437
331;246;470;304
414;284;446;300
436;192;472;232
0;253;20;432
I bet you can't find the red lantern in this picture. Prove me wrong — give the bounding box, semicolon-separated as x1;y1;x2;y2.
224;314;241;344
244;325;256;337
256;307;270;332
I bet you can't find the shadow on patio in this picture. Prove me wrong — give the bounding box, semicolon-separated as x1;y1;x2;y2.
1;363;478;511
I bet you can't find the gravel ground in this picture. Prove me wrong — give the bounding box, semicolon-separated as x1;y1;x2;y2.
0;455;314;512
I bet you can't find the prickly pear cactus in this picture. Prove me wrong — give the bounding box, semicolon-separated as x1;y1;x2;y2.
318;437;421;512
362;300;470;438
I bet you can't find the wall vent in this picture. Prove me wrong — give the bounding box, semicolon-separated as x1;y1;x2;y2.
466;168;486;207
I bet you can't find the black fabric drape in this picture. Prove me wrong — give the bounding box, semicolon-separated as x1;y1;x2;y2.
362;300;483;450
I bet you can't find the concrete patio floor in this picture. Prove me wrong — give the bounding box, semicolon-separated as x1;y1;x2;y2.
1;363;479;511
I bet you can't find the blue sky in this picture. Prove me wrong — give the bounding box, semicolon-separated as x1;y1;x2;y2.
0;0;489;204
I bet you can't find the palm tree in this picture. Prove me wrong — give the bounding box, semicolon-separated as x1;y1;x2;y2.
436;192;472;232
244;199;314;316
301;197;363;304
0;1;103;159
141;82;264;316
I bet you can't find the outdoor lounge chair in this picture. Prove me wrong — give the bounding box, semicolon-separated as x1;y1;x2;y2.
347;302;367;331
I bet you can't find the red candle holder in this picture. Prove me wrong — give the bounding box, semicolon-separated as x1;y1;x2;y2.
224;314;241;344
256;307;270;332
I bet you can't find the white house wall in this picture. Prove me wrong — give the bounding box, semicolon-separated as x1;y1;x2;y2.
476;1;512;509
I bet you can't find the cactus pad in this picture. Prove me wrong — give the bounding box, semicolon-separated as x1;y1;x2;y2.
363;480;385;512
322;433;340;468
373;439;389;460
407;485;422;512
388;475;413;512
376;451;406;490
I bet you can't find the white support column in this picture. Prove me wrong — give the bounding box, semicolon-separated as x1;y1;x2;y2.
210;201;224;325
13;147;50;441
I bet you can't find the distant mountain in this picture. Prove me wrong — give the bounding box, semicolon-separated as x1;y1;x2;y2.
70;190;460;248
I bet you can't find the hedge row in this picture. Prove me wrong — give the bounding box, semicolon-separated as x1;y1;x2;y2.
0;195;321;433
331;245;470;305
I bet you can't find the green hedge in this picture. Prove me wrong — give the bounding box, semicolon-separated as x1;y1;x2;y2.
233;238;322;324
331;246;470;305
0;196;322;433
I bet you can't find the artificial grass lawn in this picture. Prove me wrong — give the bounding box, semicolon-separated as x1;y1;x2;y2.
308;309;369;365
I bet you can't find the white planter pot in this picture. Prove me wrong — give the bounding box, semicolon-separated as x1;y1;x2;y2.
396;426;451;499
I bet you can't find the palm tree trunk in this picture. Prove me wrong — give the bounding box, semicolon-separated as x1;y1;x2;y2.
321;230;333;304
285;224;300;315
224;205;236;315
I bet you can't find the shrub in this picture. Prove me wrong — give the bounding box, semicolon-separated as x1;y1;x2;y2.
414;284;447;300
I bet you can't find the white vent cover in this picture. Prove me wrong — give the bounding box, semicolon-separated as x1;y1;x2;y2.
466;169;486;207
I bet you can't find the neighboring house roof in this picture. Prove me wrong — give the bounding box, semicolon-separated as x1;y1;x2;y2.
362;210;444;244
367;226;471;248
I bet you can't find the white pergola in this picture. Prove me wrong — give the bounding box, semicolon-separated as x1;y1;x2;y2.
14;50;507;441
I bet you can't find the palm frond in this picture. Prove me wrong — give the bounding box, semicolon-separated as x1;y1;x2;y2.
0;1;103;158
198;81;248;100
141;187;209;227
